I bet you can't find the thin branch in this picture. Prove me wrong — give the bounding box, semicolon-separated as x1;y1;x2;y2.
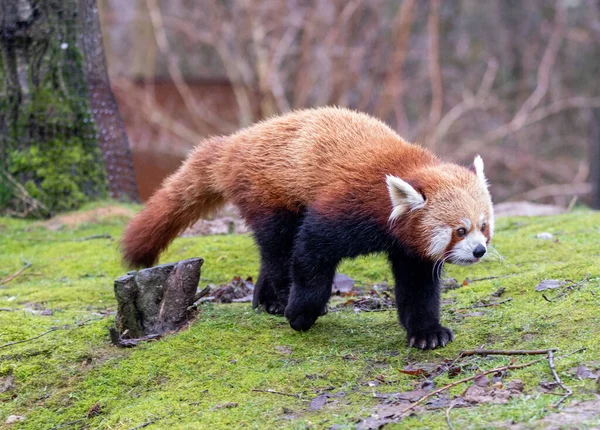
468;298;513;308
374;0;415;125
445;399;457;430
512;5;566;127
251;388;299;398
0;167;50;217
426;0;443;149
1;261;32;285
0;318;99;351
433;58;498;143
73;234;113;242
397;358;546;417
509;183;592;202
457;349;557;359
145;0;235;132
547;350;573;407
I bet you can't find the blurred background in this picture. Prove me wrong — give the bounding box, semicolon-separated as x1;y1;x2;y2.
2;0;600;216
102;0;600;204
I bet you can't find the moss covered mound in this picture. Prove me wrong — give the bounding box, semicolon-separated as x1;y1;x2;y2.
0;204;599;429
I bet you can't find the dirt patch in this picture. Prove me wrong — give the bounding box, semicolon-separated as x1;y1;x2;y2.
34;206;136;231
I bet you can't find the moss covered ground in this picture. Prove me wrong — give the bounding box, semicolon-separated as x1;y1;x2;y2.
0;203;599;429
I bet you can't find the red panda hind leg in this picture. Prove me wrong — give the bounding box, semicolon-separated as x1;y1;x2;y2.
249;210;304;314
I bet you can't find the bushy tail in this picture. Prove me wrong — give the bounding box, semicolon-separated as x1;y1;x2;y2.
122;139;226;268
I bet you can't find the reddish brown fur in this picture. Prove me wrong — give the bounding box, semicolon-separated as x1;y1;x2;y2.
122;107;488;267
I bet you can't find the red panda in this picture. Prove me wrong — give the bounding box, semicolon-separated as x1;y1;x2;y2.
122;107;494;350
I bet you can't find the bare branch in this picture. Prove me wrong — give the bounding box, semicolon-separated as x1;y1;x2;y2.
425;0;443;149
512;5;567;127
509;183;591;202
433;59;498;144
145;0;235;132
374;0;416;127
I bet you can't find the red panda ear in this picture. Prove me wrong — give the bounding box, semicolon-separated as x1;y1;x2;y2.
386;175;426;221
471;155;489;188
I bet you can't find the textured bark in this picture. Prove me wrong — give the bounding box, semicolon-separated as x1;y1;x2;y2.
78;0;140;202
114;258;203;339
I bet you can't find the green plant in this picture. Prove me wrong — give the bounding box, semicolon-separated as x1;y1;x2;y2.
9;136;107;213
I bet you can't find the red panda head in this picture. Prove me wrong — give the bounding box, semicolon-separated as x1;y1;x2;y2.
386;155;494;265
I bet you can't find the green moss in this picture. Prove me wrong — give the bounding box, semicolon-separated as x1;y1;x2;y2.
0;9;109;217
1;206;599;429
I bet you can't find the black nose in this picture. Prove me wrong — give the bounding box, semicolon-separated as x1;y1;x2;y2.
473;244;486;258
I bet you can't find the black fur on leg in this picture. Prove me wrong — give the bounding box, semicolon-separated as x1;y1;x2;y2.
285;209;394;330
250;210;304;315
389;249;453;350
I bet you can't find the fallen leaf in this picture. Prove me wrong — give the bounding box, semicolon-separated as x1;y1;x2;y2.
491;287;506;298
332;273;356;294
40;308;53;316
5;415;25;424
535;232;555;240
535;279;565;292
463;378;523;404
441;278;461;290
0;375;15;393
87;402;102;418
210;277;255;303
309;394;330;410
214;402;238;409
274;345;292;355
575;364;598;379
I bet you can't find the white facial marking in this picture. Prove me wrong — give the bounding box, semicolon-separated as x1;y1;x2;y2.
386;175;426;221
450;229;487;265
479;213;486;228
428;226;452;258
461;218;471;231
473;156;495;237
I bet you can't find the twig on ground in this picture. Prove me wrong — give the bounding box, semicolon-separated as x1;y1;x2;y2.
541;274;590;302
1;261;32;285
464;275;511;283
49;418;86;430
73;234;113;241
128;418;162;430
445;399;457;430
108;329;163;348
397;357;546;417
457;349;557;359
0;318;99;350
252;388;299;398
469;298;512;308
0;308;12;311
547;350;573;408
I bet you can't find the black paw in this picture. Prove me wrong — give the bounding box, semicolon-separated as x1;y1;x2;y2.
284;306;319;331
263;301;286;315
408;326;454;350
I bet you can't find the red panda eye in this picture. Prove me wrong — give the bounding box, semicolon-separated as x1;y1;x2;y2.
481;222;487;231
456;227;467;237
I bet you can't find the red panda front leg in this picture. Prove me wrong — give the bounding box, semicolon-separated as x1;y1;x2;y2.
284;215;340;331
388;250;454;350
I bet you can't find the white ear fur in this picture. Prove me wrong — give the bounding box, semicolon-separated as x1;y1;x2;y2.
473;155;489;187
386;175;425;221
